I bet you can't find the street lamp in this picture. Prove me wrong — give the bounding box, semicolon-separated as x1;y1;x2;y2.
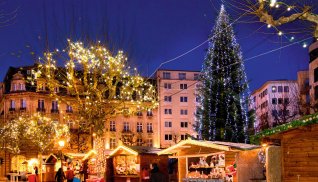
58;140;65;168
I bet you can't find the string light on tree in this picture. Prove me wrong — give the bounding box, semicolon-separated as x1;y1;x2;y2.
196;5;254;143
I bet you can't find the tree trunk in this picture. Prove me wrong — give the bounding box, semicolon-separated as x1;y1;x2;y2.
38;153;42;182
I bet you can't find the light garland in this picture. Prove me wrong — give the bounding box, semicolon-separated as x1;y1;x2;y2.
251;113;318;144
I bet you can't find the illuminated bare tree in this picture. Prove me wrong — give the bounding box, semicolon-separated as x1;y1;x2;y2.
31;40;158;136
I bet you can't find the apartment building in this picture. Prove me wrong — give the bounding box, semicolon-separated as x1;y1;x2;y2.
156;70;200;148
249;80;300;132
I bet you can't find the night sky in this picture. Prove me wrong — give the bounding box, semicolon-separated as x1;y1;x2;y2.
0;0;315;91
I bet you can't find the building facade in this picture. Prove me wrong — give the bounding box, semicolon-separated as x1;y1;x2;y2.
249;80;300;132
156;70;200;148
309;40;318;112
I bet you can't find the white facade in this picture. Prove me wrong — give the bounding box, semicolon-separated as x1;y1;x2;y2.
249;80;300;132
156;70;200;148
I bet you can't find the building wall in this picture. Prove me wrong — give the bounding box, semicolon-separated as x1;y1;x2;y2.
297;70;310;115
309;41;318;112
156;70;200;148
250;81;300;132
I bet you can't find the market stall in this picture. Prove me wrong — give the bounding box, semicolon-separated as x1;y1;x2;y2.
254;113;318;182
158;139;261;182
106;145;169;182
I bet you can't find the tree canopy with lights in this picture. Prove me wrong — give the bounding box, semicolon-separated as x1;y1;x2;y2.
0;114;69;154
31;40;158;135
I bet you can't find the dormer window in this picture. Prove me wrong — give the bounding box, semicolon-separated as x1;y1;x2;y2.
10;71;26;92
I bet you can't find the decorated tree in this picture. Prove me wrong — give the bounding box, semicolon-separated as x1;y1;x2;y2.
0;113;69;180
31;40;158;135
30;40;158;176
196;5;253;143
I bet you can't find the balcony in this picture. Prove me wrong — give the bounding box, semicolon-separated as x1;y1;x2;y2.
147;130;153;133
66;109;73;113
109;128;116;132
51;109;60;114
137;130;143;133
122;129;132;133
37;108;46;112
19;107;26;112
9;108;16;112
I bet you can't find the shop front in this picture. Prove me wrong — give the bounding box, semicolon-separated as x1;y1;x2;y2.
158;139;262;182
106;145;169;182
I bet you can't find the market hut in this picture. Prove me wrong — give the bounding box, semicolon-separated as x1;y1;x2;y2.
254;113;318;182
158;138;262;182
106;145;169;182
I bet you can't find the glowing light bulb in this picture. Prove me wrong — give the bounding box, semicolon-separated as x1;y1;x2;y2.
278;31;283;36
290;36;295;41
287;7;291;11
303;43;307;48
270;0;276;7
267;24;272;28
275;4;279;8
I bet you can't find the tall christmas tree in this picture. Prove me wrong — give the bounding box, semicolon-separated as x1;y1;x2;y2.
196;5;253;143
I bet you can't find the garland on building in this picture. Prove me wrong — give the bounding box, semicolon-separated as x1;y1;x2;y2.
251;113;318;144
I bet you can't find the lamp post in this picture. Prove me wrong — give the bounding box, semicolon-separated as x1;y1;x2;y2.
58;140;65;169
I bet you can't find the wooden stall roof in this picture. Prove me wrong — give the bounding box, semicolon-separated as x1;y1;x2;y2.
158;138;260;156
109;145;162;157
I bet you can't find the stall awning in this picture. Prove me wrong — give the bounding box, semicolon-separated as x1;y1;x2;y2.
158;138;260;156
82;150;97;160
109;145;162;157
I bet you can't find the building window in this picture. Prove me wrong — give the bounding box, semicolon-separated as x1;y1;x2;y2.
10;100;15;110
194;74;199;80
37;83;45;91
137;122;143;132
272;98;277;105
51;101;59;113
278;86;283;92
180;97;188;102
181;121;188;128
54;87;59;93
315;68;318;83
165;134;172;141
179;73;186;80
164;83;172;89
110;121;116;132
66;105;73;113
272;86;277;93
278;98;283;104
38;99;45;111
284;86;289;92
284;98;289;104
272;110;278;117
110;138;116;149
180;84;188;90
180;109;188;115
181;134;188;140
147;110;153;116
147;123;153;133
163;72;171;79
20;99;26;109
136;138;143;146
196;96;201;103
67;120;75;129
165;121;172;127
315;86;318;100
164;96;172;102
146;138;153;147
164;109;172;114
123;122;130;132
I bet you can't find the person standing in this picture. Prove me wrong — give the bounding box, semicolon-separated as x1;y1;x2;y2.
55;168;66;182
65;167;75;182
141;167;150;182
149;163;165;182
